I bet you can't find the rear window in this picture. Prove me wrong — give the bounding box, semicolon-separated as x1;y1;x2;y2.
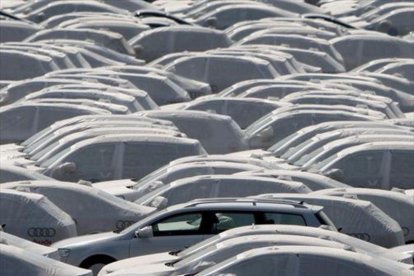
263;212;306;226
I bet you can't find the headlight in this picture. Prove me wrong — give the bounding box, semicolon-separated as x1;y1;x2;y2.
58;248;71;261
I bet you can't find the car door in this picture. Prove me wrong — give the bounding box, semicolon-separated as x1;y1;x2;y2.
129;212;209;256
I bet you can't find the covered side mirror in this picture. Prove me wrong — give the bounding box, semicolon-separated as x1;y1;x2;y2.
135;226;153;239
51;162;77;179
206;17;217;28
148;196;168;210
257;126;274;142
193;261;216;272
59;162;77;174
324;168;344;182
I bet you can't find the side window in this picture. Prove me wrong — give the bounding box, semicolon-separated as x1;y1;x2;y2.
152;213;203;236
336;151;384;178
122;142;187;179
263;212;306;226
391;150;414;176
211;212;255;233
67;143;116;181
390;150;414;187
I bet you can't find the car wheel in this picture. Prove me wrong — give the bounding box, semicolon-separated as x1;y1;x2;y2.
80;255;116;276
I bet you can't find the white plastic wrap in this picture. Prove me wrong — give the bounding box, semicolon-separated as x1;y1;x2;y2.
3;181;156;235
0;244;92;276
0;231;59;260
255;194;405;248
0;189;77;245
312;188;414;243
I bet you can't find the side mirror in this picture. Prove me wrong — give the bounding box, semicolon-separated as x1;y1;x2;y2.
135;226;153;239
51;162;77;179
59;162;77;174
257;126;274;142
193;261;216;272
133;45;144;57
148;196;168;210
206;17;217;27
324;168;344;181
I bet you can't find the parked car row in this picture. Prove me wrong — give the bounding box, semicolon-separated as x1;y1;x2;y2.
0;0;413;275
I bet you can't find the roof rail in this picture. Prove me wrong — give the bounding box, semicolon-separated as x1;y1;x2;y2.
185;197;306;208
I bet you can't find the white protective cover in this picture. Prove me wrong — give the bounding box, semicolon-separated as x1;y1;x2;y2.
136;175;311;208
0;244;92;276
140;110;248;154
92;161;263;201
198;246;414;276
255;194;405;248
188;224;412;264
0;189;77;245
312;188;414;243
2;181;156;235
0;231;59;260
235;169;350;191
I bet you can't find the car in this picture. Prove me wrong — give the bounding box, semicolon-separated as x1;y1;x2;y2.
134;175;311;209
254;193;405;248
99;224;411;275
139;110;248;154
53;197;332;273
239;33;343;64
280;132;413;168
61;17;151;40
78;70;192;105
197;246;414;276
0;230;59;260
41;134;206;182
164;54;279;93
0;189;77;245
281;91;403;119
0;118;180;161
2;114;176;153
103;235;351;276
313;188;414;243
161;97;288;129
315;142;414;189
331;34;414;70
206;47;306;75
0;244;92;276
0;102;108;143
2;181;156;235
299;133;414;170
244;108;375;149
92;161;263;201
130;25;233;62
193;4;297;30
234;169;350;191
267;120;406;158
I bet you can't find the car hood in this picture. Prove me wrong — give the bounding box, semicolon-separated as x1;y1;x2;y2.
100;252;178;275
52;232;122;249
109;263;174;276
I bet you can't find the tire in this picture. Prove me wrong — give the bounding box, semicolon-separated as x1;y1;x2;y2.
80;255;116;276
